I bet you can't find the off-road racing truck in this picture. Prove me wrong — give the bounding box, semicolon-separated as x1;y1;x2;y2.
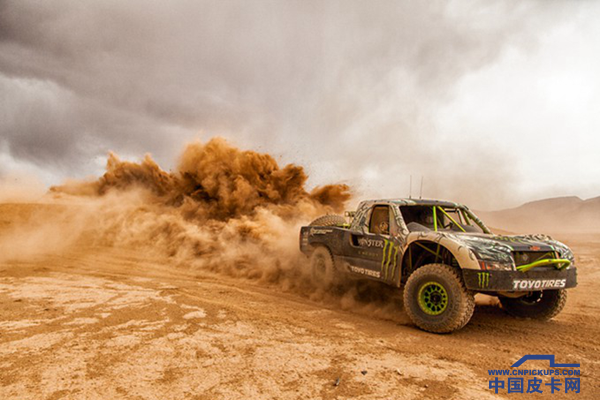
300;199;577;333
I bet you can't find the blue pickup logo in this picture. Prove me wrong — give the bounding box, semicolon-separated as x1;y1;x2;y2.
511;355;580;368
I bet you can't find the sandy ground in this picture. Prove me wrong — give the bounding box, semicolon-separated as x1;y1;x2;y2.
1;206;599;399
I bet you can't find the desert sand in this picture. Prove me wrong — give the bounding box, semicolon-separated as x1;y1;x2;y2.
1;142;599;399
0;201;599;400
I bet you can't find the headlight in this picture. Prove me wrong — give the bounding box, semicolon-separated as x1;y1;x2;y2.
478;260;514;271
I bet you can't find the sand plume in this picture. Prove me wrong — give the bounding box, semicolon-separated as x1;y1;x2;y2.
2;138;408;319
37;138;350;288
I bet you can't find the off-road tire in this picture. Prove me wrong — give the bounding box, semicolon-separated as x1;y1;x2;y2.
309;246;336;287
308;215;346;227
500;289;567;320
403;263;475;333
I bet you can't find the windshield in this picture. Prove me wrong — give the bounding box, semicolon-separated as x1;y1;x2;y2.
400;205;487;233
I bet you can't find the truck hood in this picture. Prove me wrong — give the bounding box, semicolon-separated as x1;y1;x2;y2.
446;232;574;265
460;233;554;251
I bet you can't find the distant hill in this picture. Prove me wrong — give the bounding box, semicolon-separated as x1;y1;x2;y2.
475;196;600;234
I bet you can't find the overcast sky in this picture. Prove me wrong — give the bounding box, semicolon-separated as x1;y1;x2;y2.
1;0;598;210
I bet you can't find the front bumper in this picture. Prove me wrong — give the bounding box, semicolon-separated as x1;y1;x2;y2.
462;268;577;292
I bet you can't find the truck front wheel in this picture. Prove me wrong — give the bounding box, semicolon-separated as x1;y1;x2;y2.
499;289;567;320
403;263;475;333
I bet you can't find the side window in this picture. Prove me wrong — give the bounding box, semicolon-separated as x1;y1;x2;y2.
400;206;434;232
369;206;390;235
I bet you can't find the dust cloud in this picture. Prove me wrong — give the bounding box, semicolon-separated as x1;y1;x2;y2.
0;174;46;203
1;139;408;316
45;137;345;277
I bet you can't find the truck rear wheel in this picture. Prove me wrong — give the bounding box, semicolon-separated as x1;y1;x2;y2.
309;246;336;287
308;215;346;227
500;289;566;320
403;263;475;333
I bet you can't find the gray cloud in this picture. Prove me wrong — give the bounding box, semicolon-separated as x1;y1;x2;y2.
0;0;591;208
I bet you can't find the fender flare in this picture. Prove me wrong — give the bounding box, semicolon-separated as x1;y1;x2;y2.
401;235;480;272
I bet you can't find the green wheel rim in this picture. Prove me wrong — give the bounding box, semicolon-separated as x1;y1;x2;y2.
418;282;449;315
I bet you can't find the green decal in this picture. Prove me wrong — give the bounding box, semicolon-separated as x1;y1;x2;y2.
381;239;400;280
478;272;490;288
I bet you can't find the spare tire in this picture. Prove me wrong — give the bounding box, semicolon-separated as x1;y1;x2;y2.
308;214;347;227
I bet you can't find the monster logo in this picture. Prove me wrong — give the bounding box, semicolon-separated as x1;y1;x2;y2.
357;237;385;248
381;239;400;281
478;272;490;288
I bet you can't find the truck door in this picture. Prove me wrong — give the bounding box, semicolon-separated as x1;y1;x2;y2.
346;205;401;283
